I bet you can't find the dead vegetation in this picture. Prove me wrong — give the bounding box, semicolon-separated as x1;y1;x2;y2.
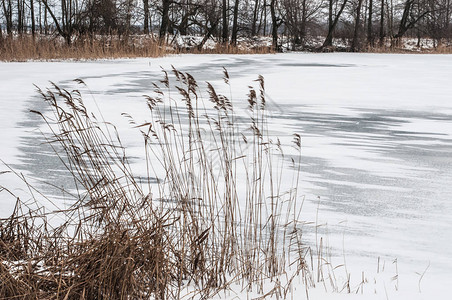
0;69;306;299
0;34;274;61
0;34;171;61
2;32;451;61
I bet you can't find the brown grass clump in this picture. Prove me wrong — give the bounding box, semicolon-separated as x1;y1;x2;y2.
0;69;305;299
0;198;175;298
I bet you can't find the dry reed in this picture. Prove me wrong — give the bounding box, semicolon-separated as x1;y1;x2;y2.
0;34;273;61
0;34;173;61
0;69;306;299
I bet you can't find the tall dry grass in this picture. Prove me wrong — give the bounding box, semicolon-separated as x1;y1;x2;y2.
0;69;306;299
0;34;274;61
0;34;171;61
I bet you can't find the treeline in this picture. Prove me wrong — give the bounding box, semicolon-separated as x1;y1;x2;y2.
1;0;451;51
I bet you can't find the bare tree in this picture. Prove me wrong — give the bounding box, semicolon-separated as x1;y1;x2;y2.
282;0;321;47
1;0;13;36
17;0;24;34
231;0;239;45
222;0;228;43
0;0;449;53
144;0;150;33
393;0;430;44
379;0;385;45
368;0;373;46
322;0;349;48
171;0;202;35
159;0;171;39
251;0;260;35
30;0;36;38
270;0;282;50
198;0;221;49
351;0;364;51
41;0;73;44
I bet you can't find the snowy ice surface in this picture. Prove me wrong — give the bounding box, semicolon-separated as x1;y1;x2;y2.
1;53;452;299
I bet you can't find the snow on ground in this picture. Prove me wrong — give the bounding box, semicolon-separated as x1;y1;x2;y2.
173;34;450;52
1;53;452;299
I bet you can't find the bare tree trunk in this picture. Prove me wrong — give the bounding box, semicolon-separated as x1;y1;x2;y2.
379;0;384;46
125;0;133;36
38;0;42;34
263;0;267;35
231;0;239;45
31;0;36;38
61;0;67;35
326;0;333;46
270;0;278;50
251;0;259;35
44;2;48;35
222;0;228;43
159;0;171;39
300;0;307;43
387;0;394;42
367;0;373;46
1;0;13;36
17;0;23;34
446;0;451;39
144;0;150;34
395;0;413;40
351;0;364;51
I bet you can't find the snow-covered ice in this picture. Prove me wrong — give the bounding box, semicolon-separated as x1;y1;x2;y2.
1;53;452;299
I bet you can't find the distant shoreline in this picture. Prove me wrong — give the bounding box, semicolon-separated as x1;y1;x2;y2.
1;34;451;62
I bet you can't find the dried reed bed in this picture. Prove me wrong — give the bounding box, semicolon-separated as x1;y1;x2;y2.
0;34;172;61
0;34;273;61
0;69;306;299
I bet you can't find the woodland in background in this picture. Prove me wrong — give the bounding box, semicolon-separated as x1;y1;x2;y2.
0;0;451;54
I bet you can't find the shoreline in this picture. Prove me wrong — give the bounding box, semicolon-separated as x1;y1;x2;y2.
1;34;452;62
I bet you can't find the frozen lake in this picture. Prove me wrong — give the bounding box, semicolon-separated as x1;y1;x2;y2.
1;53;452;299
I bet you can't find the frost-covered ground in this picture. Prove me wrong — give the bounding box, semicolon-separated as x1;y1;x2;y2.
1;53;452;299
